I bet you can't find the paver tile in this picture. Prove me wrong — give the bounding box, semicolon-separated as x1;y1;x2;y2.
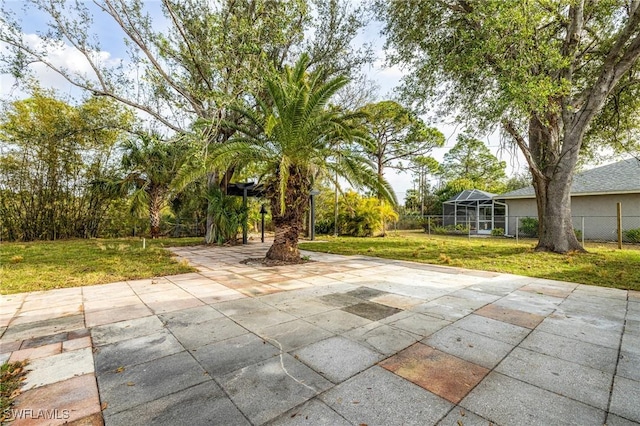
11;374;100;426
495;347;612;410
97;351;209;416
191;333;280;377
23;347;94;389
424;326;513;369
167;316;248;350
474;304;545;329
305;310;371;334
343;322;420;356
520;329;618;373
9;342;62;362
344;287;389;300
2;315;85;343
610;375;640;422
341;301;401;321
537;312;623;348
62;336;92;352
380;343;489;404
230;309;298;332
293;336;382;383
91;316;164;346
387;313;450;337
94;330;184;374
460;372;605;426
85;305;153;328
369;293;423;310
218;353;331;425
453;314;530;346
255;320;334;352
266;399;350;426
436;407;494;426
103;381;249;426
321;366;452;426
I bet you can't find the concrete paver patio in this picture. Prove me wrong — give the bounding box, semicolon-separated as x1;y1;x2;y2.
1;242;639;425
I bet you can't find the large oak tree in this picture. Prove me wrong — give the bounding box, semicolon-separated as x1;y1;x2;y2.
377;0;640;253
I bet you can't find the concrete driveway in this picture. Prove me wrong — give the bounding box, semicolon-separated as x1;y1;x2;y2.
1;242;639;425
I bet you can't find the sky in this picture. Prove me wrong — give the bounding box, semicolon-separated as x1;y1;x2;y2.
0;1;528;202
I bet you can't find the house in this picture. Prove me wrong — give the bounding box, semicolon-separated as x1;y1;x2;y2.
494;158;640;240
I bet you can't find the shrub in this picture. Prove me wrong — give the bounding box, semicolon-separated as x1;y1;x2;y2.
519;217;539;237
574;229;582;241
624;228;640;243
491;228;504;237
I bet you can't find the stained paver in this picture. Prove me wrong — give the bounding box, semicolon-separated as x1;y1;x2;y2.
2;242;638;425
380;343;489;404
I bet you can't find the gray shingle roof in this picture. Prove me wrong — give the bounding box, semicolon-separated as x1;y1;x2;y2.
497;158;640;199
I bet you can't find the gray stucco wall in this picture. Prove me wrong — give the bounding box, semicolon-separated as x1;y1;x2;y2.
503;193;640;240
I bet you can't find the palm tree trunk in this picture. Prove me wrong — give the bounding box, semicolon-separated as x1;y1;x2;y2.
265;167;310;262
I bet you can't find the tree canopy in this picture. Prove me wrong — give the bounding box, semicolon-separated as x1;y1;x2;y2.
378;0;640;253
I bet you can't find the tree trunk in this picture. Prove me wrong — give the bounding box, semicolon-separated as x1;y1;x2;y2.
149;191;163;239
265;166;310;262
527;116;585;253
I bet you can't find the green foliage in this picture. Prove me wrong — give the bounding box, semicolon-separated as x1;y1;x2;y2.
208;54;395;258
205;187;248;245
378;0;640;253
0;88;131;241
491;228;504;237
338;191;398;237
519;217;539;238
356;100;444;196
120;133;190;238
623;228;640;243
431;224;470;235
440;134;507;193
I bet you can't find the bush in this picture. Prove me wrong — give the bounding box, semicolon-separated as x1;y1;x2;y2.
624;228;640;243
432;224;469;235
338;191;398;237
519;217;539;237
419;218;435;233
491;228;504;237
574;229;582;241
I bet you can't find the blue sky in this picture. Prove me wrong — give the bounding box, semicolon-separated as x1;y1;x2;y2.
0;1;526;200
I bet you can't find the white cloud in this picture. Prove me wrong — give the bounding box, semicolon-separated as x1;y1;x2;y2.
1;31;123;98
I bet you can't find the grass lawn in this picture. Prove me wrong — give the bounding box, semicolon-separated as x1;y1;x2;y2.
299;230;640;291
0;360;28;423
0;237;201;295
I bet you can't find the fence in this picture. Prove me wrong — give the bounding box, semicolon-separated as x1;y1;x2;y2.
395;214;640;244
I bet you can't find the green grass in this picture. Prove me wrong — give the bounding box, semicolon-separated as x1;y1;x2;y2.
1;360;28;423
299;231;640;290
0;238;200;295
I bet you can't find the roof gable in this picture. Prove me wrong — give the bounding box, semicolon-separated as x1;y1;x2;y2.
498;158;640;199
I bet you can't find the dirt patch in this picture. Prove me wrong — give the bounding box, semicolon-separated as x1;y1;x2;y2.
240;257;315;267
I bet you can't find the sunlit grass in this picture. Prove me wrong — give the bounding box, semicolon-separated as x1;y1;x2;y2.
299;230;640;290
0;237;201;294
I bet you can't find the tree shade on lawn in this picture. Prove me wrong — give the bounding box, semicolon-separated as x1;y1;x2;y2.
208;54;396;262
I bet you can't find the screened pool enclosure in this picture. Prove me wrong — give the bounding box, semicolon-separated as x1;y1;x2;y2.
442;189;507;234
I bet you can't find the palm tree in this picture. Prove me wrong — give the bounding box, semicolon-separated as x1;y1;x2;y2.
121;133;188;238
208;54;396;262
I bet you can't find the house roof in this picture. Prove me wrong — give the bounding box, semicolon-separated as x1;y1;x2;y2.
497;158;640;199
445;189;497;204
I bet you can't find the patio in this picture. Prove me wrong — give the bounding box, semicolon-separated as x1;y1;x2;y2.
1;242;639;425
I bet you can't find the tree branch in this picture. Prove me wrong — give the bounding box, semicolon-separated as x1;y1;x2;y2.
502;119;544;182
